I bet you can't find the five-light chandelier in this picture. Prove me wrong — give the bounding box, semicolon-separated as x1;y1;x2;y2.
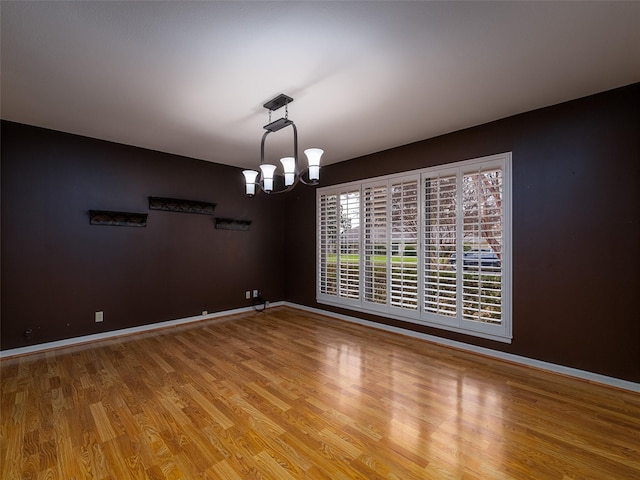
242;94;323;196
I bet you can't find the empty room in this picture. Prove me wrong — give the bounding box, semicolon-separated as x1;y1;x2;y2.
1;1;639;479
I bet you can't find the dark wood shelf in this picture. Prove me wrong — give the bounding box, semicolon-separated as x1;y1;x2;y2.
89;210;148;227
149;197;216;215
215;218;252;231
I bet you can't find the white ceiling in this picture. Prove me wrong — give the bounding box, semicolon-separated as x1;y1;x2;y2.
2;1;639;170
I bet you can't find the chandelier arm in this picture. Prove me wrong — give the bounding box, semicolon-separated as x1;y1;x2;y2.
254;174;298;195
260;184;297;195
291;122;299;172
260;121;297;163
297;166;321;186
260;130;271;165
248;167;316;195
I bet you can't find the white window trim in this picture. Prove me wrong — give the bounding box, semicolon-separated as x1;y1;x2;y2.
317;152;512;343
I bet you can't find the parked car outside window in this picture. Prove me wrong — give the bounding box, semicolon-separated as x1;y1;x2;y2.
449;248;500;269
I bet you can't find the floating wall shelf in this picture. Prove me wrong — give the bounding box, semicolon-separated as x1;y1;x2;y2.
215;218;252;231
149;197;216;215
89;210;148;227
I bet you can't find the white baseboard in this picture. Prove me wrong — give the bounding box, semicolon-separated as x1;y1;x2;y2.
2;300;637;393
0;302;285;359
284;302;640;393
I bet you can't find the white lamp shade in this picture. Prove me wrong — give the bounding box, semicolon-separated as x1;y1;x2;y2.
304;148;323;181
280;157;296;186
242;170;259;196
259;164;277;192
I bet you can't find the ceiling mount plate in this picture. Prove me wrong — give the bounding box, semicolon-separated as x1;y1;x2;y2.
263;94;293;112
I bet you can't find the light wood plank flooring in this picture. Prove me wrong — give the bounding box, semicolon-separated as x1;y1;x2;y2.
1;306;639;479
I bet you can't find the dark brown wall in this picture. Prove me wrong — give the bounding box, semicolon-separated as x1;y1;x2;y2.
1;122;285;350
284;83;640;383
3;84;639;383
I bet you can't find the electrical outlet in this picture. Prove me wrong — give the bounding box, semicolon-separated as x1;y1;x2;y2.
245;290;251;300
95;311;104;323
202;310;208;315
253;289;259;298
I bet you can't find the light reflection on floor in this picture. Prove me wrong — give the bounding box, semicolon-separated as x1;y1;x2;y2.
321;335;507;475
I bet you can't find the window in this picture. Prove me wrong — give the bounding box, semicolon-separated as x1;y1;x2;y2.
317;153;512;342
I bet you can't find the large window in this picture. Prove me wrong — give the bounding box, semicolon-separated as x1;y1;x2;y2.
317;153;512;342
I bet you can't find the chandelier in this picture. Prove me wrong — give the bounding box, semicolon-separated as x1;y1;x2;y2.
242;94;323;196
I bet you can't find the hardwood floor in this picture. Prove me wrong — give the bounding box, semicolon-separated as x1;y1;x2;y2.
1;306;639;479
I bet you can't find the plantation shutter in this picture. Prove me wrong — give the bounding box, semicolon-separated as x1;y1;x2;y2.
461;168;503;325
389;178;419;311
363;184;388;306
423;173;458;318
338;190;361;300
318;193;338;296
